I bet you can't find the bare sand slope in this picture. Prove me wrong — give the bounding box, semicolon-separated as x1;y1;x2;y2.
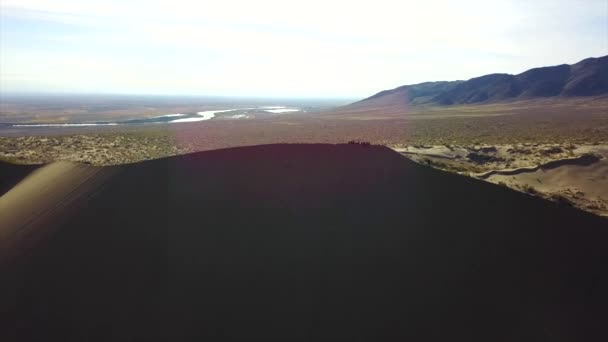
0;162;115;261
478;154;601;178
394;144;608;215
487;157;608;215
0;144;607;342
0;161;39;196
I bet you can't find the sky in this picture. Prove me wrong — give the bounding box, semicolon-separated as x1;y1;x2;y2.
1;0;607;98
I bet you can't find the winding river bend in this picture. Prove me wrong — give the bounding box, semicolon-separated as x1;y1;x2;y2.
9;106;301;128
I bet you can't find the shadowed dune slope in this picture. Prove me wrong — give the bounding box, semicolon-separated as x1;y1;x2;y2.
0;161;39;196
1;144;607;341
0;162;115;261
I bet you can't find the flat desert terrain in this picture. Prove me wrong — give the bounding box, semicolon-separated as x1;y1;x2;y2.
2;97;607;216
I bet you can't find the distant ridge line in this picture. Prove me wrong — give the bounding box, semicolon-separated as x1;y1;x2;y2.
358;55;608;106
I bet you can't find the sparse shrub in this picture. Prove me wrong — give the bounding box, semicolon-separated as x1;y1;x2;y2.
521;184;538;195
466;152;503;164
479;146;497;153
348;140;371;146
432;161;448;169
0;155;19;164
550;194;574;206
586;202;606;210
541;146;563;155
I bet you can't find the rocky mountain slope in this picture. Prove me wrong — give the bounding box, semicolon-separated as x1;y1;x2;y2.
358;55;608;106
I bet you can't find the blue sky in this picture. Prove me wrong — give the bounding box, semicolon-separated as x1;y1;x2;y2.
1;0;607;98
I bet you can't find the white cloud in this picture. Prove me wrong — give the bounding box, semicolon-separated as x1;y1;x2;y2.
1;0;606;97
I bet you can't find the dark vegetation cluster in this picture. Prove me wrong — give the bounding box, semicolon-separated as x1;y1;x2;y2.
348;140;371;146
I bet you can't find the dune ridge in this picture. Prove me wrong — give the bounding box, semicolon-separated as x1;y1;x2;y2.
1;144;607;341
0;161;115;262
476;153;602;179
0;161;39;196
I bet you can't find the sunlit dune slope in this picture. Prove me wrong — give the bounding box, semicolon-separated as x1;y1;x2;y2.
0;161;39;196
1;144;607;341
0;161;114;261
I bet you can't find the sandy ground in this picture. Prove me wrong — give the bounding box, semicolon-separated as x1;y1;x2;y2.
1;98;606;217
1;144;607;341
485;158;608;215
394;144;608;216
0;161;38;196
0;162;114;262
1;137;607;217
0;133;187;165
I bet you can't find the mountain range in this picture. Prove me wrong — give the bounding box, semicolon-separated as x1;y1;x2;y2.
359;55;608;106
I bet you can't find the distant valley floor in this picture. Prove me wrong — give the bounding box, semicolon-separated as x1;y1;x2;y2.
1;98;607;216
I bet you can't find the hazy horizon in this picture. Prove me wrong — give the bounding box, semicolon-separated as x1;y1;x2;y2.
0;91;358;100
1;0;607;98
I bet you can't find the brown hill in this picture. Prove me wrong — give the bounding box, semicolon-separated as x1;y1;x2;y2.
357;55;608;107
1;144;607;341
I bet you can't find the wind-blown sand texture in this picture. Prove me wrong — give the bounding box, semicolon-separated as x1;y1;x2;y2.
485;156;608;216
395;144;608;216
0;162;115;261
0;161;38;196
1;144;607;341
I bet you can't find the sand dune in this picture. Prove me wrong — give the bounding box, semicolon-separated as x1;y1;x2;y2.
1;144;607;341
477;153;601;179
0;161;39;196
486;156;608;216
0;161;115;262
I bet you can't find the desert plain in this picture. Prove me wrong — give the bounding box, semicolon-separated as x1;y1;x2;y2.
2;96;607;216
